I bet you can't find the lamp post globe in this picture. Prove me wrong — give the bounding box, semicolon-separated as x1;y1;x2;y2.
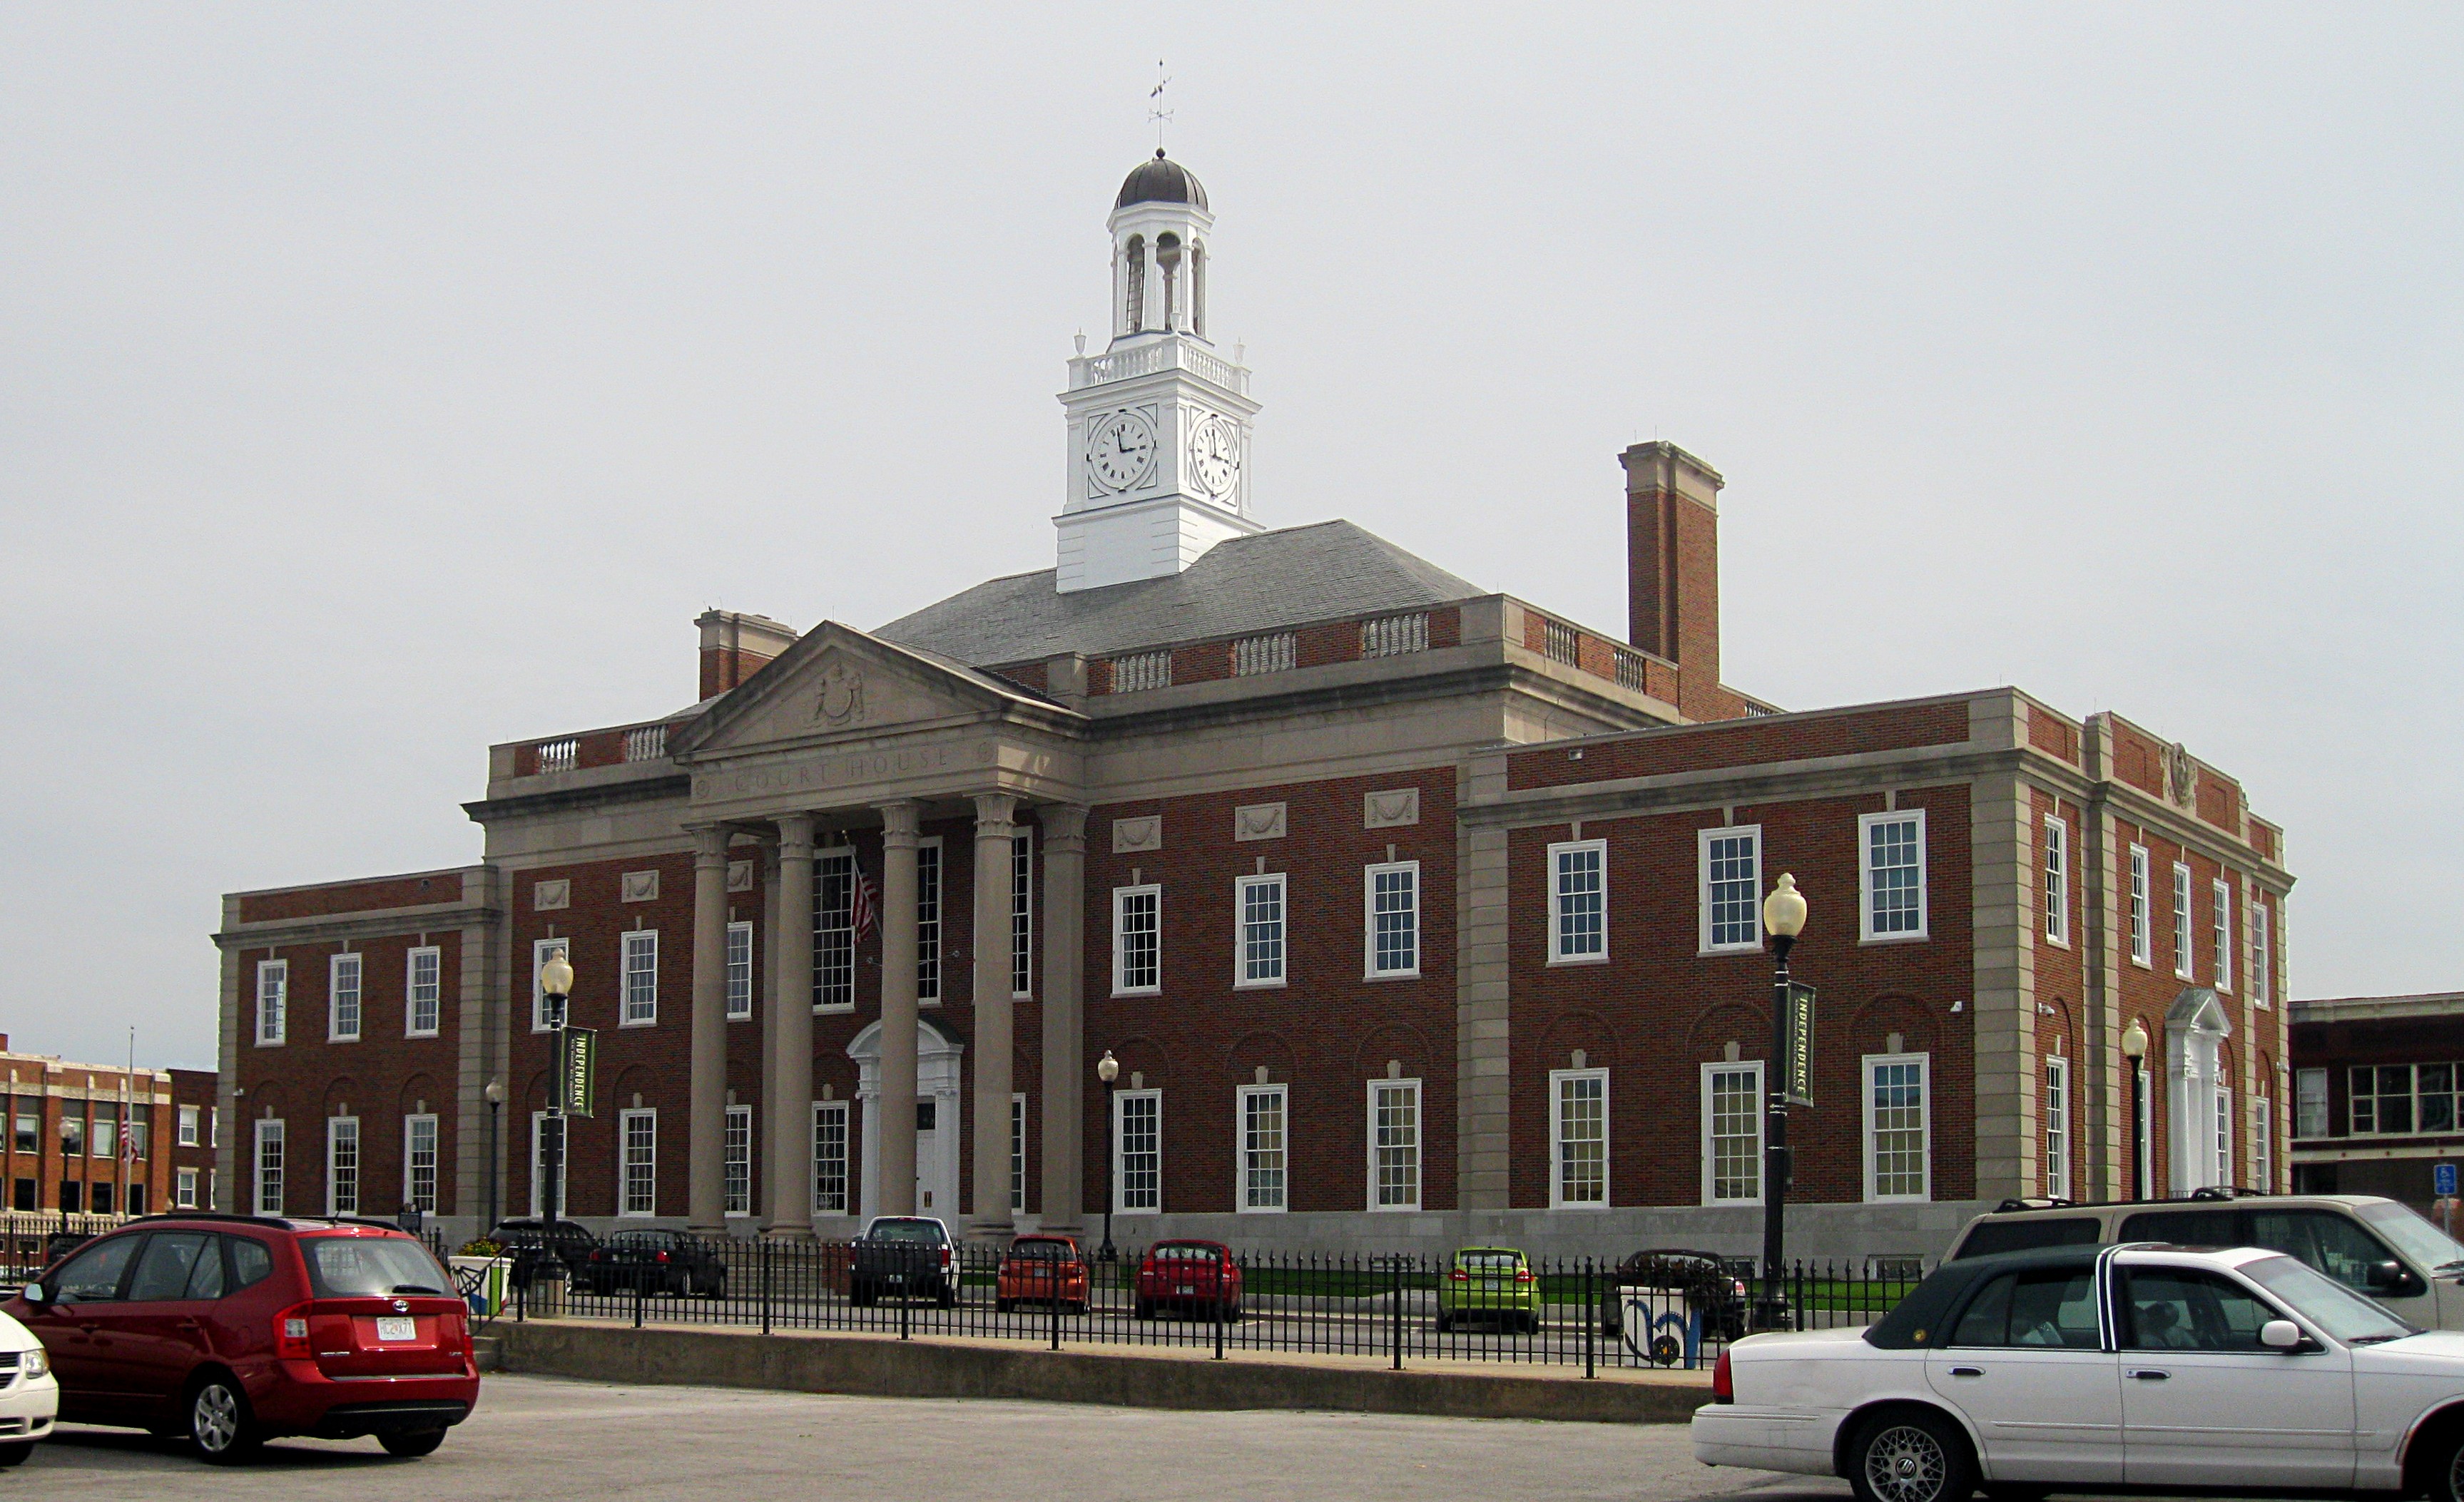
1758;874;1808;1332
2122;1020;2149;1200
1096;1052;1121;1265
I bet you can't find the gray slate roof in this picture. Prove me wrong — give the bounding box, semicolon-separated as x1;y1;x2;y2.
874;519;1485;666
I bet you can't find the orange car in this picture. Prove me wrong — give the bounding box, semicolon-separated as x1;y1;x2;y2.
995;1235;1089;1314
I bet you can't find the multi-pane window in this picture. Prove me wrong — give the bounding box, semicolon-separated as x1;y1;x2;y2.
723;921;754;1019
92;1103;116;1160
255;1118;285;1215
2351;1063;2464;1135
1009;1094;1027;1213
622;929;658;1025
2045;1056;2071;1201
1552;1070;1607;1208
915;841;943;1003
724;1104;753;1215
2253;1097;2274;1191
619;1108;657;1216
329;954;362;1041
407;946;442;1036
1238;1085;1287;1212
1369;1080;1421;1211
1700;827;1763;951
1860;810;1927;939
1703;1063;1762;1204
178;1105;201;1148
532;938;569;1031
1548;840;1607;962
2042;817;2069;945
322;1118;356;1214
2251;900;2271;1006
2128;847;2152;965
127;1104;148;1160
1365;862;1420;978
61;1109;85;1159
1236;874;1286;986
2212;880;2234;991
1114;885;1161;994
256;960;287;1046
815;849;857;1011
529;1113;566;1217
404;1113;439;1214
2214;1087;2234;1185
813;1101;850;1214
1011;832;1034;998
2172;864;2195;979
2296;1068;2330;1138
1865;1055;1930;1202
1115;1090;1161;1212
176;1168;200;1210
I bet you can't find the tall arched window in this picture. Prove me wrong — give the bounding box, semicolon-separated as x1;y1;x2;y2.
1155;233;1182;333
1189;242;1206;339
1122;236;1146;334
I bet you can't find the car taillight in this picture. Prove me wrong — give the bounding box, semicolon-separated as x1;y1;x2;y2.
1515;1269;1535;1283
1449;1269;1469;1281
1712;1349;1734;1404
656;1251;670;1262
275;1302;314;1359
940;1248;952;1269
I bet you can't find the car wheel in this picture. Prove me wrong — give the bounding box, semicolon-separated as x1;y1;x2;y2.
0;1442;29;1468
380;1429;447;1458
2427;1429;2464;1502
996;1298;1013;1314
1435;1312;1453;1332
1848;1410;1975;1502
188;1374;262;1466
1133;1298;1154;1320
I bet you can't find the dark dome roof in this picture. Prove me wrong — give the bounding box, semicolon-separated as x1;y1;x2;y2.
1116;150;1208;212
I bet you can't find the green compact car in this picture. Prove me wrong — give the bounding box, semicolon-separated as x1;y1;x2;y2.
1435;1246;1542;1333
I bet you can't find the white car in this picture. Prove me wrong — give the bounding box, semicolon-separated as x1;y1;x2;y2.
0;1306;57;1466
1695;1242;2464;1502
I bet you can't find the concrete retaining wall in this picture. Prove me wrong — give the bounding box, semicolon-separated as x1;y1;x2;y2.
495;1320;1710;1424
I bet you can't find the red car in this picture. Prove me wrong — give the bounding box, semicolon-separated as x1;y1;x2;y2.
1134;1239;1242;1320
6;1212;479;1463
995;1235;1090;1313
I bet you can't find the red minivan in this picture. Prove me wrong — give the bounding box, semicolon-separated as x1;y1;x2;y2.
6;1213;479;1463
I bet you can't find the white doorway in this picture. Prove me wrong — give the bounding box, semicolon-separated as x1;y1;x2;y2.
847;1016;964;1222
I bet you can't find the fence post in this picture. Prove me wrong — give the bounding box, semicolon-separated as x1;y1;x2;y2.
900;1252;911;1341
634;1269;645;1329
1584;1259;1595;1379
1389;1253;1402;1372
1049;1257;1062;1352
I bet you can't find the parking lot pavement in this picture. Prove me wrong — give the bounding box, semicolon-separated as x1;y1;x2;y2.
11;1374;1831;1502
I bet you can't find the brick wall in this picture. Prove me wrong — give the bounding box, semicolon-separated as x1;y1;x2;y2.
1508;700;1970;792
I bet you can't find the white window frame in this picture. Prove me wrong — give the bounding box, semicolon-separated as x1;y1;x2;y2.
1112;884;1162;996
2172;863;2195;979
1011;831;1034;998
2042;815;2070;946
618;1107;657;1217
175;1167;200;1210
1236;1083;1288;1213
814;846;857;1013
1364;860;1422;980
621;929;659;1025
1858;808;1929;942
2044;1056;2071;1201
328;952;362;1042
2127;845;2153;966
1549;1068;1609;1209
1701;1061;1764;1206
178;1104;201;1148
325;1115;360;1216
528;1111;569;1217
255;959;287;1046
254;1117;285;1215
1114;1088;1161;1214
813;1100;850;1214
725;920;754;1020
2250;897;2271;1007
1234;874;1287;988
1367;1078;1422;1212
404;1112;439;1214
915;836;944;1004
1547;839;1608;964
2253;1095;2274;1192
1699;826;1764;954
531;937;569;1031
2296;1068;2329;1138
724;1103;753;1215
1863;1053;1933;1203
406;944;442;1037
1010;1093;1027;1214
2212;879;2234;992
2214;1085;2234;1184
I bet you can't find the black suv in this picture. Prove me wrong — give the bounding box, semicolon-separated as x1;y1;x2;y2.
487;1220;599;1287
576;1230;728;1297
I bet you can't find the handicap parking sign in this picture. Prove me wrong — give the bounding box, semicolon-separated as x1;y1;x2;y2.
2437;1163;2457;1198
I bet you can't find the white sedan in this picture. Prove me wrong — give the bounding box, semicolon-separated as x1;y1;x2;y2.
1694;1242;2464;1502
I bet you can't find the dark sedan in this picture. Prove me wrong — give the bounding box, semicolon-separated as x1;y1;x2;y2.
578;1230;728;1297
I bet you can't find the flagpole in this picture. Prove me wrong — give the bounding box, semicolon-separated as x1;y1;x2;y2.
125;1026;135;1215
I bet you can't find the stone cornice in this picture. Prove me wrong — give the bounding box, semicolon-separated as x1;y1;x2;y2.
1462;744;2030;829
215;903;501;951
464;773;693;826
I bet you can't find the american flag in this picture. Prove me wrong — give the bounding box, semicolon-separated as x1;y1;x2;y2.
850;857;879;945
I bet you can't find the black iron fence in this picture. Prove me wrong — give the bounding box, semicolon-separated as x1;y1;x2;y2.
450;1234;1925;1374
1;1212;130;1282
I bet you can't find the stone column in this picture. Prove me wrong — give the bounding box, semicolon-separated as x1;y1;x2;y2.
758;837;781;1222
768;814;816;1236
1037;806;1088;1235
687;826;730;1230
969;793;1019;1240
876;800;922;1217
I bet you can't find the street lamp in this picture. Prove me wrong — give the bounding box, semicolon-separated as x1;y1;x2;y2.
539;951;574;1233
2122;1018;2149;1200
483;1079;505;1232
1758;873;1808;1332
1096;1051;1121;1264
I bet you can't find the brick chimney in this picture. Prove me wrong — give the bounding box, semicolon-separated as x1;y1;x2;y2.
1622;441;1726;720
696;610;798;700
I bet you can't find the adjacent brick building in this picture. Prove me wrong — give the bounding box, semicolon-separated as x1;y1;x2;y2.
213;153;2293;1257
2;1036;175;1220
2289;991;2464;1210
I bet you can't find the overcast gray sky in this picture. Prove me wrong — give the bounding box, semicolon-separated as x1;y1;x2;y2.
4;4;2457;1071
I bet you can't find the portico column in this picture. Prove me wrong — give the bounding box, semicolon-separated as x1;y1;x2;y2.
687;825;730;1231
758;837;782;1222
877;800;922;1217
969;793;1019;1240
768;814;816;1235
1037;806;1088;1235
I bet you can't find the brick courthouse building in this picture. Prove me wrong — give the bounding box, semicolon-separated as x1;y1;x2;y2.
213;154;2294;1257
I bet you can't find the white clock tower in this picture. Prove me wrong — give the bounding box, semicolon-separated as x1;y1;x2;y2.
1054;152;1262;593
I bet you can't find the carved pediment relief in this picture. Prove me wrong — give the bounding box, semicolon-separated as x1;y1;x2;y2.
678;626;1028;760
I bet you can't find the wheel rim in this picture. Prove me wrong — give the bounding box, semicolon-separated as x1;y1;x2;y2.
193;1384;240;1452
2448;1442;2464;1502
1866;1424;1948;1502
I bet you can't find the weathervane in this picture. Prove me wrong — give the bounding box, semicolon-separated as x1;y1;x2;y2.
1149;60;1173;153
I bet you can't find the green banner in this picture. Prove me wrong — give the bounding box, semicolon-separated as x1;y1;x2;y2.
562;1026;596;1118
1779;984;1817;1108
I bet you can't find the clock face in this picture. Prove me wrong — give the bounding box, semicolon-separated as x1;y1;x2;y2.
1190;415;1241;500
1087;410;1159;492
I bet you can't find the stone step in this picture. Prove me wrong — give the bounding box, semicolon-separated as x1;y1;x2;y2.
473;1334;504;1373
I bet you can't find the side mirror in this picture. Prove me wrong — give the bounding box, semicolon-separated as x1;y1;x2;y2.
2260;1319;2303;1351
2366;1260;2408;1291
16;1283;42;1305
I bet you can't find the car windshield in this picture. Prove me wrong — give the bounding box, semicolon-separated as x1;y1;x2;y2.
303;1235;452;1297
2357;1202;2464;1272
2240;1253;2420;1345
867;1220;945;1243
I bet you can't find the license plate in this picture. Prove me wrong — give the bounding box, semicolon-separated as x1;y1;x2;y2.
1175;1284;1194;1295
375;1317;417;1343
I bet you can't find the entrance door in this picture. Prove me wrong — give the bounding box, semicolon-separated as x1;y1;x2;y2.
914;1098;954;1215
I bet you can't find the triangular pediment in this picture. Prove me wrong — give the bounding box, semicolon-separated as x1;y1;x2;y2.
668;623;1074;760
